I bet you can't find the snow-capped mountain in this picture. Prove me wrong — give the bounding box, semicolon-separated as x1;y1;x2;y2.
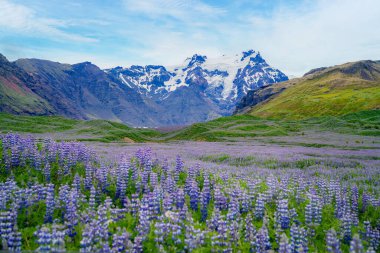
0;50;288;127
107;50;288;111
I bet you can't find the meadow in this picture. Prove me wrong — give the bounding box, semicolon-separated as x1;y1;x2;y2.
0;110;379;143
0;130;379;252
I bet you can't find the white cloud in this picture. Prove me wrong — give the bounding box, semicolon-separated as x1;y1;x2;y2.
0;0;97;43
123;0;224;22
122;0;380;76
2;0;379;76
224;0;380;75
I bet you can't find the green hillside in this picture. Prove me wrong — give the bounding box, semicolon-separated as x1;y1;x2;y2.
168;110;380;141
1;110;379;142
248;61;380;119
0;113;161;142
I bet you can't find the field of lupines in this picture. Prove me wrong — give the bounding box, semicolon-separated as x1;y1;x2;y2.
0;133;379;252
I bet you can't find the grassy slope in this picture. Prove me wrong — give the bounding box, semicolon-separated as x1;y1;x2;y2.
167;114;291;141
1;110;379;142
249;70;380;119
0;113;161;142
169;110;380;141
0;79;53;114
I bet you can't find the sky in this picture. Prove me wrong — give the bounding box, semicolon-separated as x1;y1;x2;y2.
0;0;379;76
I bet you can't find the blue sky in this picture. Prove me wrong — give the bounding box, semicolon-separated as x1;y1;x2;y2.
0;0;379;76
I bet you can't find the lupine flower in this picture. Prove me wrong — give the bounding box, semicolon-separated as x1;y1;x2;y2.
326;229;341;253
279;233;292;253
350;234;364;253
35;226;52;252
45;183;55;223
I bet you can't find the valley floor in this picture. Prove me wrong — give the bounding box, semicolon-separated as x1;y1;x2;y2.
32;130;380;169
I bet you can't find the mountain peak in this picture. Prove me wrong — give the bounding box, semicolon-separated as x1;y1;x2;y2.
241;50;258;61
249;52;266;64
0;53;9;64
187;54;207;68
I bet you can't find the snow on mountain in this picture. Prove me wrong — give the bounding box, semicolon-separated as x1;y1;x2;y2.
106;50;288;111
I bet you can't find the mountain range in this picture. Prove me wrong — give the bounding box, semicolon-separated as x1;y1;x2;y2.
0;50;288;127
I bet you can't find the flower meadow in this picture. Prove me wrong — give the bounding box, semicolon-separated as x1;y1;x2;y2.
0;133;379;252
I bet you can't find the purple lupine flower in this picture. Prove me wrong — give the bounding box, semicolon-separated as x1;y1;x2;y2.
244;214;256;242
241;191;250;213
136;199;151;238
229;220;240;246
0;210;14;245
84;163;94;190
254;194;265;220
65;190;79;238
35;226;52;252
189;180;199;211
89;185;96;210
175;155;184;177
184;225;205;252
305;193;322;226
133;236;143;253
226;193;239;221
279;233;291;253
8;229;22;252
200;190;209;221
326;228;341;253
214;186;227;211
290;223;308;253
207;207;220;231
45;183;55;223
130;193;140;215
364;221;380;251
163;193;174;212
80;223;94;253
112;228;133;253
154;220;167;245
214;216;231;250
96;204;110;243
44;162;51;183
251;223;271;253
51;224;66;253
349;234;364;253
116;176;126;202
342;214;352;244
277;199;290;229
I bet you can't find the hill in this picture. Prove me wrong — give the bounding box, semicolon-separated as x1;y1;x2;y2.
236;60;380;118
0;113;160;142
1;110;379;142
0;54;53;115
168;110;380;141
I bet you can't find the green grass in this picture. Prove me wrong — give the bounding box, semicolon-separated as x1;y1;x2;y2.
1;110;379;142
167;114;290;141
0;113;161;142
249;71;380;119
0;80;53;114
168;110;380;141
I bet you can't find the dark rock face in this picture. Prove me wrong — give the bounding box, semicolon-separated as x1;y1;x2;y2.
338;60;380;81
234;86;286;114
14;59;160;126
303;67;328;77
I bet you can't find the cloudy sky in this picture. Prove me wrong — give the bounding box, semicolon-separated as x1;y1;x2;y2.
0;0;379;76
